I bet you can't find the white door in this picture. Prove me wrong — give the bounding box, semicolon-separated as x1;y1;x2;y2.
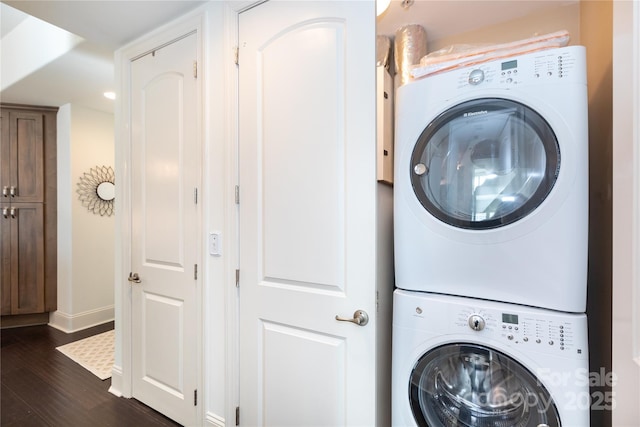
130;32;200;426
238;1;377;425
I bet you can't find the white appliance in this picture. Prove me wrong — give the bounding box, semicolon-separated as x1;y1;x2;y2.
392;289;590;427
394;46;588;313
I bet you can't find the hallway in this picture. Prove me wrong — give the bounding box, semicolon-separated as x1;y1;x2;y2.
1;322;181;426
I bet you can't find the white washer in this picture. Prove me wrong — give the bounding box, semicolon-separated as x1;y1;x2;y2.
394;46;588;313
392;289;590;427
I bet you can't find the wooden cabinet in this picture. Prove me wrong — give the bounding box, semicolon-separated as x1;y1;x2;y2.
0;104;57;326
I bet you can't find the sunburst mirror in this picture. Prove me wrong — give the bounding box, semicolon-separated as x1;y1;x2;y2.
77;165;115;217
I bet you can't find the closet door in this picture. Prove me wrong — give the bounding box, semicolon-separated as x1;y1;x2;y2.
238;1;380;425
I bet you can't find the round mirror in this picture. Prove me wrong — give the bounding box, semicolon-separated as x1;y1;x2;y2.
97;181;115;201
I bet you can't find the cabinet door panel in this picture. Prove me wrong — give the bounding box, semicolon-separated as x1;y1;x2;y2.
9;112;44;202
1;111;9;202
10;203;45;314
0;203;10;315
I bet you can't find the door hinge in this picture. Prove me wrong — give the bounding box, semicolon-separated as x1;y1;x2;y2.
193;60;198;78
235;406;240;426
234;46;239;66
194;264;198;280
235;185;240;205
194;187;198;204
194;389;198;406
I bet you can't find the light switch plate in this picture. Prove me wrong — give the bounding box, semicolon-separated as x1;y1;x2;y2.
209;231;221;256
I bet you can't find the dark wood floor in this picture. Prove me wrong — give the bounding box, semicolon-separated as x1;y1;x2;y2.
1;321;182;427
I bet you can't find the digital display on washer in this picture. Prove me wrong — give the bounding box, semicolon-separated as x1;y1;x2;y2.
502;313;519;324
502;60;517;70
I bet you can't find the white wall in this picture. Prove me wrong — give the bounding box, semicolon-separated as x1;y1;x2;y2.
203;3;231;425
52;103;115;332
612;1;640;425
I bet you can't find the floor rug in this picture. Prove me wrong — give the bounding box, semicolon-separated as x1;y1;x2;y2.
56;330;114;380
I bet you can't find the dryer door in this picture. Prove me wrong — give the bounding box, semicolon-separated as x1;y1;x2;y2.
410;98;560;229
409;343;561;427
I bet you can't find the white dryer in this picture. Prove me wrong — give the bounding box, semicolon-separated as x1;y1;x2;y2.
394;46;588;313
392;289;590;427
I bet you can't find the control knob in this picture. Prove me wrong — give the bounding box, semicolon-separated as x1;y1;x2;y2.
468;69;485;85
468;314;486;331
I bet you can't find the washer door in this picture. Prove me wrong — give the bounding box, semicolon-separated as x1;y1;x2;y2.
410;98;560;229
409;343;561;427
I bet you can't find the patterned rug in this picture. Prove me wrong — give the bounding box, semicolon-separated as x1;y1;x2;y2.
56;330;114;380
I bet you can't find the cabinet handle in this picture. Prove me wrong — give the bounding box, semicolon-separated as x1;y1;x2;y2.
9;186;16;197
2;186;7;197
2;208;7;219
9;207;16;218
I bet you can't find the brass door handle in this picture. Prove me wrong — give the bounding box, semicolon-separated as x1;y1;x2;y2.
335;310;369;326
128;272;142;283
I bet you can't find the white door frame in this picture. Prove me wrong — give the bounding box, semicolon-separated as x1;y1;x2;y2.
112;12;206;421
219;1;263;423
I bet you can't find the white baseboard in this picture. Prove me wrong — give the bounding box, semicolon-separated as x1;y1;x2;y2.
108;364;124;397
205;412;225;427
48;305;115;333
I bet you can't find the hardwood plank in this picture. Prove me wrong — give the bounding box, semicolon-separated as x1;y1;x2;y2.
0;383;47;426
1;323;182;427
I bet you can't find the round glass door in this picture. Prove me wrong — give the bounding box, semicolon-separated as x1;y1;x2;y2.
410;98;560;229
409;343;560;427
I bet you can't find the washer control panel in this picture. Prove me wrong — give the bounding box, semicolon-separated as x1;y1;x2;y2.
395;290;588;359
453;46;585;89
451;304;587;357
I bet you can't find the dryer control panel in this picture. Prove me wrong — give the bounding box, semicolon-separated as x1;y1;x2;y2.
453;45;587;90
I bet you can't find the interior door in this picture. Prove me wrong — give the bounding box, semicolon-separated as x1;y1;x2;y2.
130;32;200;426
238;1;377;425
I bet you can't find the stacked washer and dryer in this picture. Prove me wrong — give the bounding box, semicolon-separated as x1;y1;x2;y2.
392;46;590;427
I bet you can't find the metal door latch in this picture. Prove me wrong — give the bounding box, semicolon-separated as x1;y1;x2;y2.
128;272;142;283
335;310;369;326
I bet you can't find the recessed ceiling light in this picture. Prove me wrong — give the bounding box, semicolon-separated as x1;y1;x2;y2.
103;91;116;100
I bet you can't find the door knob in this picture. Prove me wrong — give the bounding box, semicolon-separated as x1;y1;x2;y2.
2;186;7;197
2;208;7;218
9;186;16;197
335;309;369;326
9;207;16;218
128;272;142;283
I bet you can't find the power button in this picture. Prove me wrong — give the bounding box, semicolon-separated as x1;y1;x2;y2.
468;69;485;85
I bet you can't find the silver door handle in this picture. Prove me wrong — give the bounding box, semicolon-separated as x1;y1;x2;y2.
335;309;369;326
2;207;7;218
9;207;16;218
2;186;7;197
128;272;142;283
9;186;16;197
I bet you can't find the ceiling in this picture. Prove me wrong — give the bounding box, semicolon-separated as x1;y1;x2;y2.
0;0;206;112
0;0;572;114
